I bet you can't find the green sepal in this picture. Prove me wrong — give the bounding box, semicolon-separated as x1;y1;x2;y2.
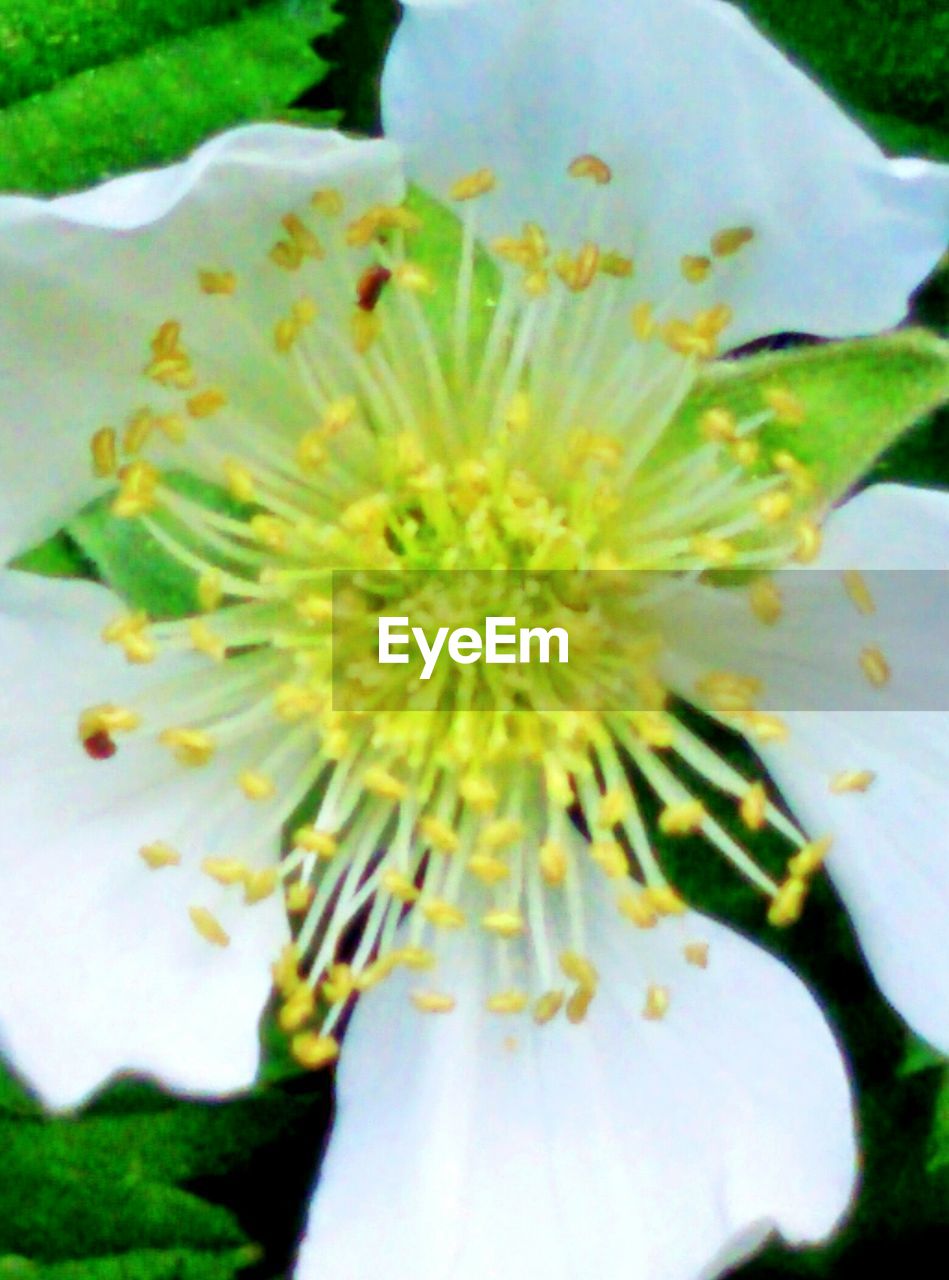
67;472;247;619
660;330;949;504
399;185;503;363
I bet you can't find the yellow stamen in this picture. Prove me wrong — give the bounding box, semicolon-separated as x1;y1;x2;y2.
189;906;230;947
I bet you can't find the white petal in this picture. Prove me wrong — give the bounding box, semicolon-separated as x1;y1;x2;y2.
0;570;290;1107
383;0;948;343
658;485;949;1050
299;871;855;1280
0;125;405;562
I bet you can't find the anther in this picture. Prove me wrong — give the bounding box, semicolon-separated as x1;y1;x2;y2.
351;309;381;354
691;534;736;566
466;853;509;885
159;727;216;767
740;781;768;830
590;840;628;878
830;769;876;794
411;991;456;1014
189;906;230;947
700;408;738;444
486;990;530;1015
90;427;118;477
449;168;497;201
481;909;525;939
198;269;237;295
363;766;408;801
643;984;671;1021
418;815;460;855
533;990;565;1025
631;301;656;341
291;1033;340;1069
617;889;658;929
749;577;783;625
421;899;466;929
793;519;822;563
293;826;339;858
645;884;687;916
282;213;324;258
311;188;344;216
238;770;275;801
681;255;712;284
539;839;568;886
842;570;875;616
381;869;420;903
711;226;754;257
244;869;279;904
683;941;710;968
279;984;315;1032
187;388;227;419
767;876;808;927
860;646;891;688
787;835;832;877
568;154;612;184
201;857;248;886
659;800;706;835
356;264;393;312
139;842;181;869
763;386;805;425
189;619;226;662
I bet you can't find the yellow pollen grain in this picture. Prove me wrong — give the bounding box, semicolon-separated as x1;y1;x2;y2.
291;1032;340;1070
691;534;737;567
279;984;315;1032
600;250;634;278
238;770;276;801
740;781;768;831
750;577;783;625
659;800;706;836
293;826;339;858
764;386;806;425
460;774;499;813
139;841;181;870
694;302;734;337
188;905;230;948
160;727;215;767
418;815;460;855
560;951;598;991
478;817;526;852
533;990;565;1025
842;569;876;616
466;853;510;885
272;943;301;997
630;301;657;341
198;571;223;612
421;898;466;929
566;987;595;1025
645;884;687;916
767;876;808;927
481;909;525;939
90;427;118;477
597;789;628;828
189;619;225;662
568;153;612;184
187;388;227;419
321;963;355;1004
395;946;436;972
122;408;154;456
684;941;710;968
201;857;247;886
346;204;421;247
681;254;712;284
756;489;794;524
787;835;832;878
412;990;456;1014
539;839;568;887
643;984;671;1021
631;710;676;748
741;710;790;743
79;703;141;741
363;766;408;801
381;869;420;903
700;407;738;444
450;168;497;200
487;990;530;1015
830;769;876;794
590;840;628;879
711;225;754;257
663;318;715;359
793;519;823;564
198;269;237;295
151;319;182;358
286;882;314;913
244;868;279;905
618;889;658;929
269;240;303;271
311;187;344;216
860;646;891;688
282;212;323;258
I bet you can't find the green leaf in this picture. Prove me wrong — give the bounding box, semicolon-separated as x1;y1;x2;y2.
67;472;244;618
900;1034;947;1078
662;330;949;504
0;1245;259;1280
0;0;339;197
929;1069;949;1174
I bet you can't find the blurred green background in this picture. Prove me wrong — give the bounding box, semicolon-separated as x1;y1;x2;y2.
0;2;946;1277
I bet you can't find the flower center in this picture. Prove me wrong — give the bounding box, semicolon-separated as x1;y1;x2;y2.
78;154;839;1066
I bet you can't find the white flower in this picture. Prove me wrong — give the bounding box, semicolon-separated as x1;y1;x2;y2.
0;1;947;1278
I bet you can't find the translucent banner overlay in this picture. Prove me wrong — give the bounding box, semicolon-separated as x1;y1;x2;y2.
330;569;949;713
